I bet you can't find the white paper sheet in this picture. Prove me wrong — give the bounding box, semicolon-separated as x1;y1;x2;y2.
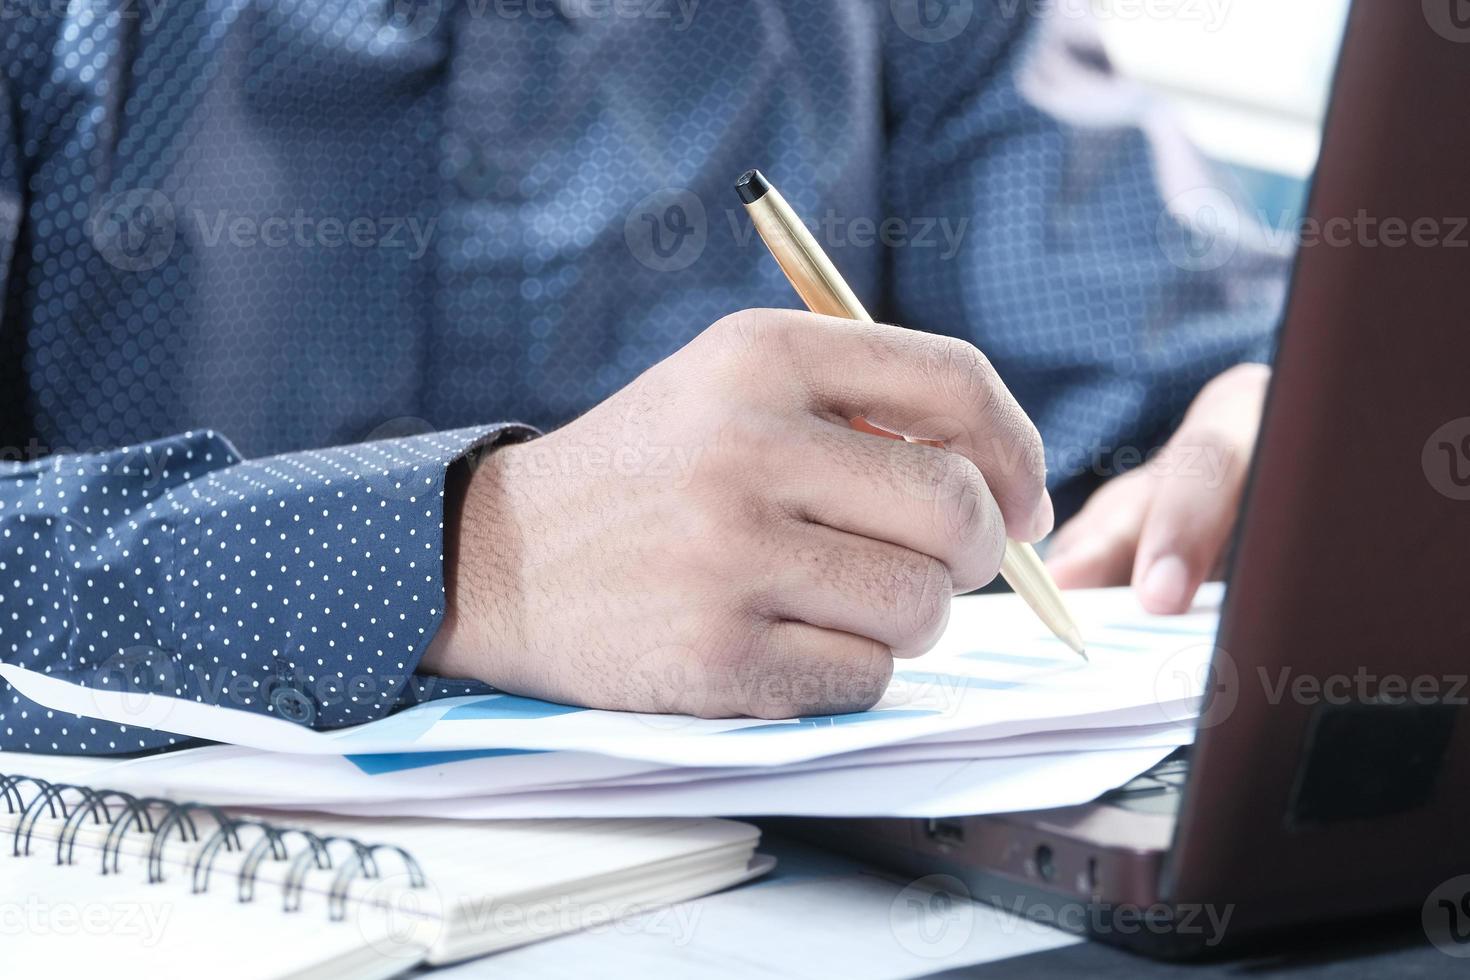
1;587;1221;769
252;746;1177;819
550;721;1193;792
0;720;1193;809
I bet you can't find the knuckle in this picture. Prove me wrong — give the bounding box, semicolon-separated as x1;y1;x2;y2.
895;554;952;642
745;669;827;720
712;308;790;359
976;499;1007;582
683;481;734;533
997;398;1045;473
710;411;778;475
927;336;998;416
933;453;991;546
737;631;893;718
732;630;814;719
998;416;1048;515
1021;418;1047;477
841;650;894;711
778;646;890;717
702;634;768;715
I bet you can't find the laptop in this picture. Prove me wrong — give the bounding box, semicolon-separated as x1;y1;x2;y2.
772;0;1470;955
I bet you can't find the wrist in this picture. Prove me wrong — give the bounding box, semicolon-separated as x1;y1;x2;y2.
421;447;527;684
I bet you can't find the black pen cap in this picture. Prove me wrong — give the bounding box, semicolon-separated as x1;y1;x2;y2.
735;169;772;205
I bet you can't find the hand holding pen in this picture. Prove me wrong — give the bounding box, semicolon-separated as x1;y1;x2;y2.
423;214;1068;716
737;169;1086;658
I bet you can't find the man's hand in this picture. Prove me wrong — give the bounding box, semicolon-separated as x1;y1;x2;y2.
422;309;1052;718
1046;363;1271;615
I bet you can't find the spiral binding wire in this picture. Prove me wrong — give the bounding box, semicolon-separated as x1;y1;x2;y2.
0;770;427;921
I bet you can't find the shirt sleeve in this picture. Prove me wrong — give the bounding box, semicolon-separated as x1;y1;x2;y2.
881;7;1289;519
0;424;536;754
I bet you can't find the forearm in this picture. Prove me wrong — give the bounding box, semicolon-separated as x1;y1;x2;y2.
0;423;534;755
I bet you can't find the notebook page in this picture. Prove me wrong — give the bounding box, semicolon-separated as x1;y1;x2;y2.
296;814;758;896
5;807;757;907
3;820;421;980
288;814;762;958
3;798;763;968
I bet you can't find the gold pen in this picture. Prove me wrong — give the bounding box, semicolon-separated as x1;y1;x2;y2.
736;169;1087;660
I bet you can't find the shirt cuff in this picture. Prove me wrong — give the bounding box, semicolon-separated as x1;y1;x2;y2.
163;422;538;730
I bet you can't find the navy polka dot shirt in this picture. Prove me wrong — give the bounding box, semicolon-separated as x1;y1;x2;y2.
0;2;1284;754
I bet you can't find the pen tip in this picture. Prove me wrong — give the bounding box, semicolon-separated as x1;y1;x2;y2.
736;169;771;205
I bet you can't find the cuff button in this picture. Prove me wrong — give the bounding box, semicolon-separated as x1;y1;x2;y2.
269;686;317;727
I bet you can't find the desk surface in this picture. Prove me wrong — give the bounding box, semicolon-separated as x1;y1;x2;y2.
429;835;1463;979
928;921;1459;980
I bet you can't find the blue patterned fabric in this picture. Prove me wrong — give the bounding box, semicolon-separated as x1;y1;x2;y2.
0;1;1284;754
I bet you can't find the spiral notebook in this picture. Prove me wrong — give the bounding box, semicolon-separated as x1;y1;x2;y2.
2;768;770;979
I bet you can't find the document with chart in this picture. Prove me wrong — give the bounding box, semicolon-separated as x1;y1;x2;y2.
2;587;1221;818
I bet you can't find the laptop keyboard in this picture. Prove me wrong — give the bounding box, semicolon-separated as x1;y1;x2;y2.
1098;748;1191;816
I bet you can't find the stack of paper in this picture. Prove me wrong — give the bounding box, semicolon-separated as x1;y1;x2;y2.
0;586;1222;819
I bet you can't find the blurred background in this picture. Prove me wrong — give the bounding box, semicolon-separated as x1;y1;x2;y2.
1095;0;1352;227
